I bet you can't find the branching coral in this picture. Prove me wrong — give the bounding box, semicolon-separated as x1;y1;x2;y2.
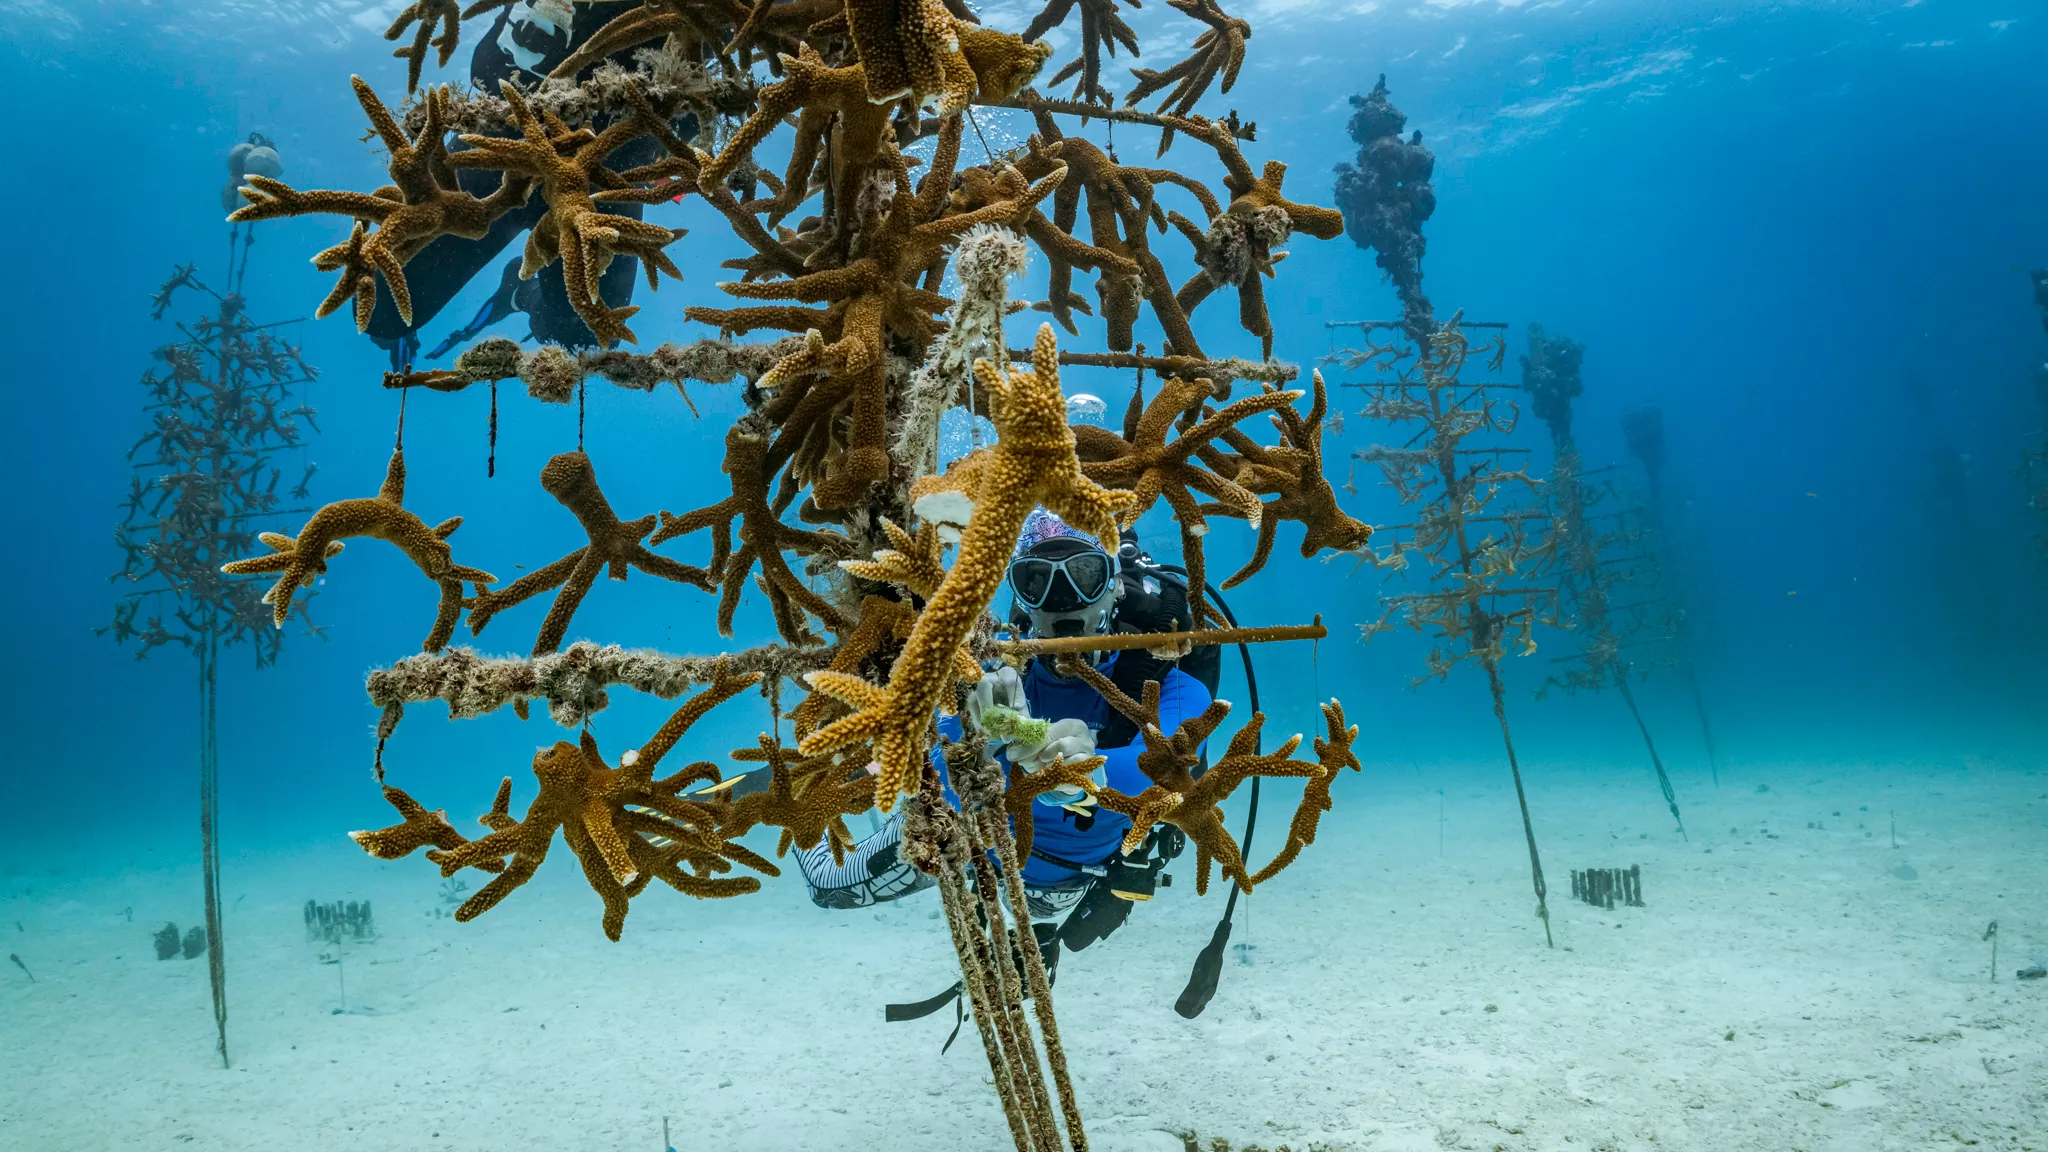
1002;753;1106;866
711;734;878;864
1248;700;1359;885
1074;373;1297;622
220;448;494;652
838;518;949;599
1024;0;1140;106
353;666;771;940
467;452;714;655
839;0;1053;113
229;78;534;331
382;0;465;92
652;415;852;643
444;81;687;346
1079;676;1327;895
692;141;1063;509
1206;371;1373;592
799;325;1136;812
1126;0;1251;125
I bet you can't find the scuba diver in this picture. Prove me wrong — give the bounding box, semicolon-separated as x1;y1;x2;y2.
790;510;1221;978
363;1;691;368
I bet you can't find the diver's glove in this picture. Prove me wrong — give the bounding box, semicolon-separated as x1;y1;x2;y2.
1013;719;1102;806
966;665;1038;747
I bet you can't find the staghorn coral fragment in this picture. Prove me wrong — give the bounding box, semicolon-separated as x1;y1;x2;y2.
800;325;1138;812
1214;371;1373;588
1075;373;1298;622
651;416;851;643
361;667;770;940
713;734;877;865
841;0;1052;114
446;81;686;347
788;594;914;741
1248;699;1360;885
467;452;716;655
992;129;1180;354
694;145;1065;509
1124;0;1251;124
838;517;948;599
1083;679;1322;894
230;78;534;331
350;783;503;872
1002;753;1105;866
382;0;462;92
1024;0;1140;106
697;43;895;231
219;448;493;652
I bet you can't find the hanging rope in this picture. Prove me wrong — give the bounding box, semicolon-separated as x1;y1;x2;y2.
578;381;587;451
487;381;499;478
921;745;1089;1152
395;387;409;451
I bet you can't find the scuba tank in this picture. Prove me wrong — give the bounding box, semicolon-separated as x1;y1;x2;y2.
223;133;282;214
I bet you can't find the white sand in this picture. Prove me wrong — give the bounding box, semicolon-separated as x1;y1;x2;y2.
4;757;2044;1152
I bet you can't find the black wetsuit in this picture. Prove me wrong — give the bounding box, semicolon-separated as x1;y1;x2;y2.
366;1;686;365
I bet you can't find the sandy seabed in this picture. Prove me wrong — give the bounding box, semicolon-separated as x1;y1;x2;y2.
4;756;2045;1152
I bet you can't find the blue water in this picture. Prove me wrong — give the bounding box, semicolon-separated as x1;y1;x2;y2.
2;1;2045;1148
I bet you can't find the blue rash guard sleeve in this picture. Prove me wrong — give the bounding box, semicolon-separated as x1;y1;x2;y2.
930;656;1213;888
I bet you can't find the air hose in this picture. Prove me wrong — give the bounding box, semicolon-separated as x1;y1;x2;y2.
1174;582;1262;1019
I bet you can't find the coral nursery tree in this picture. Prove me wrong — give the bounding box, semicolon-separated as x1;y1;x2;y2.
1331;73;1559;945
1337;317;1560;944
106;265;322;1066
1523;325;1686;838
1621;403;1722;784
212;0;1378;1144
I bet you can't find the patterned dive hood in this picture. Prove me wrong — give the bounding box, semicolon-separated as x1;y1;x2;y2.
1013;507;1105;558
